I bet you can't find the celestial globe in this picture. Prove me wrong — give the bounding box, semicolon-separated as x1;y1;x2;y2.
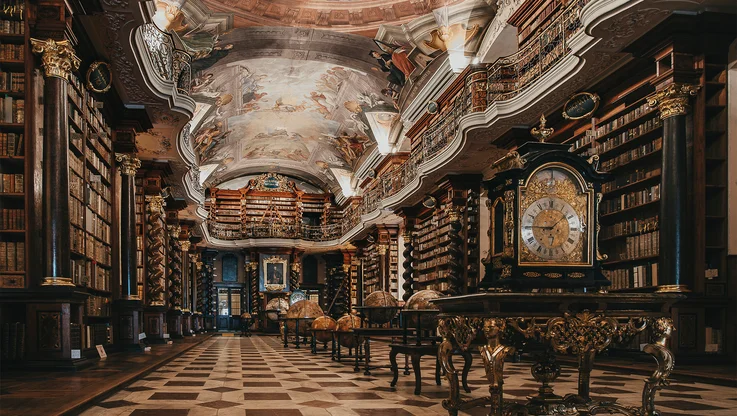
265;298;289;321
362;291;400;324
404;289;443;328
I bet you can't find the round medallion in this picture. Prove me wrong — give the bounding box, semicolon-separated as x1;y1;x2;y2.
86;61;113;94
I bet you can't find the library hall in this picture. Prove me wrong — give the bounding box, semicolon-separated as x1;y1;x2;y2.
1;0;736;415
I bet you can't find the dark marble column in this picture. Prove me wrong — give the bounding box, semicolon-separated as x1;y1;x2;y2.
144;195;168;343
114;154;143;349
446;206;465;296
31;38;80;287
647;83;700;293
116;154;142;299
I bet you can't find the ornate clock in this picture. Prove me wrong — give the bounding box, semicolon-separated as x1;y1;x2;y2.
482;141;611;290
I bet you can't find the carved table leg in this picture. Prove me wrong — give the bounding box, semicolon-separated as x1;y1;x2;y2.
462;350;473;393
390;348;399;387
283;322;288;348
577;348;596;402
641;318;675;416
480;318;515;416
439;339;461;416
364;338;372;375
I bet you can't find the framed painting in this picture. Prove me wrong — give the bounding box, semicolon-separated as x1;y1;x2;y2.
259;254;289;293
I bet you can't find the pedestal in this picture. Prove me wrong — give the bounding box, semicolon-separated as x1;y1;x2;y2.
114;299;143;351
168;309;183;338
182;311;192;336
144;307;168;344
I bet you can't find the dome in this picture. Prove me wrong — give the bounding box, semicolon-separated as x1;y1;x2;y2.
362;290;400;324
311;315;337;343
335;314;363;348
286;300;324;335
404;289;444;328
265;298;289;321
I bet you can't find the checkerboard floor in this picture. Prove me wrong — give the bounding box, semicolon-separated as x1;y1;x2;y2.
80;335;737;416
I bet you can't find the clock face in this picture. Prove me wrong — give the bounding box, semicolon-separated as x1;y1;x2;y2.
521;197;581;260
518;165;591;265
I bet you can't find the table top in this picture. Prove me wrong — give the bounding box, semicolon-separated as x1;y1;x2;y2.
431;292;685;316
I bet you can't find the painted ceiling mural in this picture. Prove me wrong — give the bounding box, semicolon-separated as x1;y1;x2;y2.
182;27;396;195
201;0;466;36
139;0;496;212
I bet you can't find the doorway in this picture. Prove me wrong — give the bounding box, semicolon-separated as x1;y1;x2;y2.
216;287;243;330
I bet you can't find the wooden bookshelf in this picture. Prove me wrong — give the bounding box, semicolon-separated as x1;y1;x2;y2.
361;239;380;295
410;176;480;294
0;1;27;291
135;176;146;301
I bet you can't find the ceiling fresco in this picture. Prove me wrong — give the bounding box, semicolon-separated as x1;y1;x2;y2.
182;28;397;195
201;0;466;36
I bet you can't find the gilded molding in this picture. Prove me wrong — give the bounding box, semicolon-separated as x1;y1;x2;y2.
115;153;141;176
146;195;165;213
180;240;191;252
30;38;81;79
647;83;700;119
41;276;75;287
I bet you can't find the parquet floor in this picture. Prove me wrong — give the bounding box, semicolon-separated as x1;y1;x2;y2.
79;335;737;416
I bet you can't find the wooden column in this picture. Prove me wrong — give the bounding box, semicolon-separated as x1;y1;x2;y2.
647;83;700;293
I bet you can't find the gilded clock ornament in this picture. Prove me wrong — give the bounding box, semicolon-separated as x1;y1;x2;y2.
482;140;611;290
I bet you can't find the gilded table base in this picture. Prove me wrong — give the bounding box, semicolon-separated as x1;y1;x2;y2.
437;315;675;416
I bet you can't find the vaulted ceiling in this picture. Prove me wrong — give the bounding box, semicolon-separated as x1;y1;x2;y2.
138;0;496;200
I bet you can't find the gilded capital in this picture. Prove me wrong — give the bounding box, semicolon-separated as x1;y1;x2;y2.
647;83;700;119
180;240;191;252
30;38;81;79
115;153;141;176
446;206;463;223
146;195;165;213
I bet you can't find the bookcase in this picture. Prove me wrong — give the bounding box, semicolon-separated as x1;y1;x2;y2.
360;239;380;295
547;36;734;359
560;77;664;292
135;176;146;300
411;178;480;294
0;0;27;291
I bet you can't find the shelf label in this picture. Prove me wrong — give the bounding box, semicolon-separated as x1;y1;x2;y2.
139;332;147;340
163;333;170;339
89;174;101;183
71;349;81;359
96;344;107;359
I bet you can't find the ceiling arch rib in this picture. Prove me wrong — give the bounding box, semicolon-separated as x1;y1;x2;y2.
187;26;400;197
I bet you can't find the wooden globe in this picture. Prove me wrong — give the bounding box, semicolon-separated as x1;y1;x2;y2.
404;289;443;328
363;290;400;324
286;300;324;336
311;315;337;343
336;314;362;348
265;298;289;321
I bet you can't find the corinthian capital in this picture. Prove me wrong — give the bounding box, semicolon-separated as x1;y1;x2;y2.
115;153;141;176
30;38;81;79
146;195;165;213
647;83;700;119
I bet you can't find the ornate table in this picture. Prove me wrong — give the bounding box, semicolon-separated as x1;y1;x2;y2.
432;293;683;416
278;317;315;348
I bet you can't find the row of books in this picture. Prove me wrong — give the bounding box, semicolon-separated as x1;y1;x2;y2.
600;184;660;215
602;167;661;193
89;179;111;202
214;209;240;216
0;96;21;123
600;215;658;240
87;191;112;222
0;207;23;229
0;131;21;155
705;327;723;353
85;146;111;180
0;19;23;35
70;323;113;350
601;138;662;172
0;43;23;60
417;254;451;271
416;269;450;282
0;71;23;91
594;102;653;139
0;322;24;361
595;116;661;155
604;262;659;290
416;224;451;244
86;295;111;317
419;281;450;292
0;240;23;271
86;236;112;266
88;134;111;161
570;130;596;152
71;227;85;254
86;213;111;242
70;170;84;201
69;74;113;140
613;230;660;260
70;197;85;228
71;257;111;289
0;172;22;192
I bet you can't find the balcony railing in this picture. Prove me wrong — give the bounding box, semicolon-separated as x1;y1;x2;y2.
208;221;345;242
206;0;590;242
138;23;192;96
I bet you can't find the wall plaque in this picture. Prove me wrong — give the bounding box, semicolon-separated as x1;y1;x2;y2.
86;61;113;93
562;92;599;120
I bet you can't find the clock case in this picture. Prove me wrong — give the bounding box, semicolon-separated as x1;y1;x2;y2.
481;142;612;291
